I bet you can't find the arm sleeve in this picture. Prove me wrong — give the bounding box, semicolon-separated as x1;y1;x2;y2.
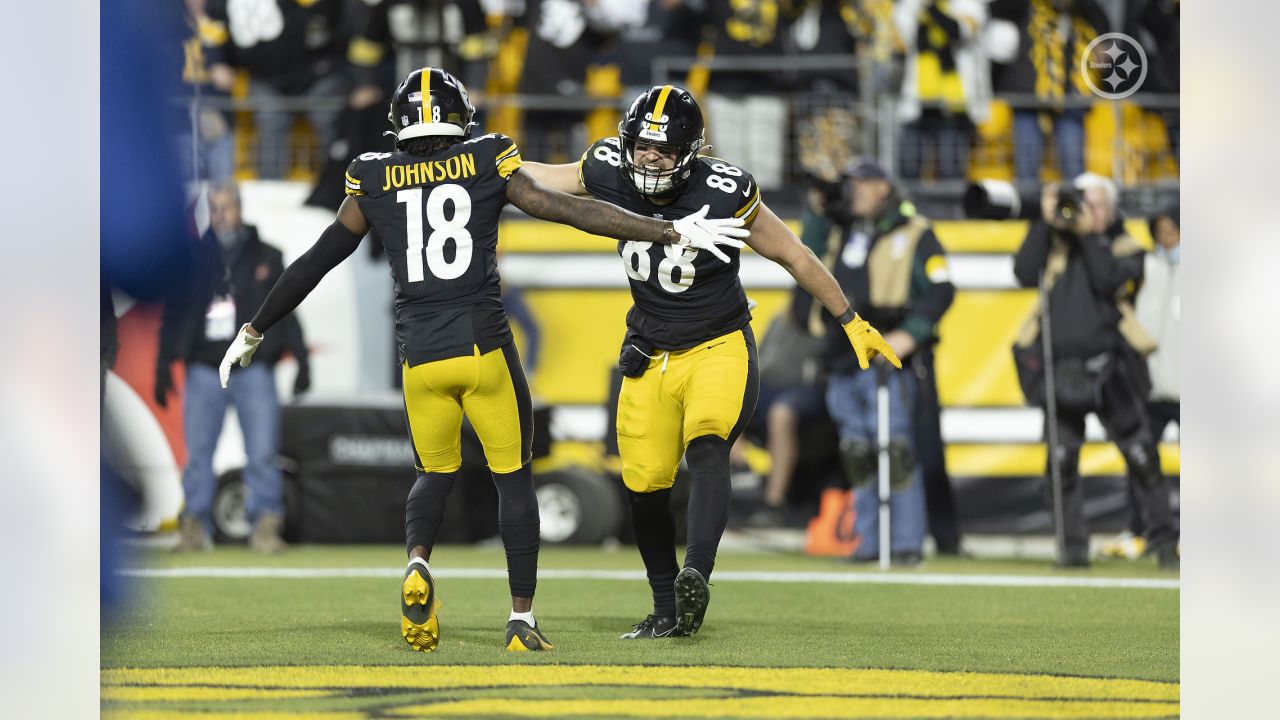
1077;231;1142;298
249;221;364;333
268;252;310;367
900;229;956;342
1013;219;1052;288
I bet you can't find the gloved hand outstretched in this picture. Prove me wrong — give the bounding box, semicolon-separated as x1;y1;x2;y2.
672;204;750;263
842;313;902;371
219;324;263;389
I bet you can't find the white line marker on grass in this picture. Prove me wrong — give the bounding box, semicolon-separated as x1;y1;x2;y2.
118;567;1178;589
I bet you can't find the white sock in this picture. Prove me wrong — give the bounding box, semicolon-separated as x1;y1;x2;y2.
408;557;429;571
509;610;535;627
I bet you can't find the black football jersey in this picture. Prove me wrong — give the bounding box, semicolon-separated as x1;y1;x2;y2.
578;137;763;350
345;133;524;365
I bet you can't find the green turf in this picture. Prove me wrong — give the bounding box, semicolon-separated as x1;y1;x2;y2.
104;545;1178;681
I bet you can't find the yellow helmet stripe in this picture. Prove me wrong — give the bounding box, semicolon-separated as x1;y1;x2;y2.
421;66;432;120
648;85;674;132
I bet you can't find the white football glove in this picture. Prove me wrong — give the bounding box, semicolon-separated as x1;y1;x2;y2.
672;204;750;263
219;323;263;389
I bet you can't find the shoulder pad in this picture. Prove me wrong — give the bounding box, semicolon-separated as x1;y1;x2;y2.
695;156;762;224
580;137;625;192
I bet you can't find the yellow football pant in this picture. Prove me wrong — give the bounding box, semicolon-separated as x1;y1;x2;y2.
402;343;532;474
616;327;759;493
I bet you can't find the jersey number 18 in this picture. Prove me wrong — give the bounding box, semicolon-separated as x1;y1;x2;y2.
397;184;473;282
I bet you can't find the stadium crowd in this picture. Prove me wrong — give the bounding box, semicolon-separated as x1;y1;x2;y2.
179;0;1179;201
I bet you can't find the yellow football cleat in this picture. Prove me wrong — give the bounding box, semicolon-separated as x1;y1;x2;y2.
401;563;442;652
504;619;554;652
1100;531;1147;560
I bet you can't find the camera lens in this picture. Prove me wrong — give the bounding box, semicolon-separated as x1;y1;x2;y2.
1056;186;1081;221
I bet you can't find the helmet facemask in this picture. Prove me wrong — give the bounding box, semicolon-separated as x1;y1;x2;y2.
619;133;703;198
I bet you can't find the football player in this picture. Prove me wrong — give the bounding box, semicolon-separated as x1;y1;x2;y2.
218;68;749;653
521;85;901;639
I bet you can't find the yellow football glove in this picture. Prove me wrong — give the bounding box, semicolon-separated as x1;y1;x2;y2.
842;313;902;370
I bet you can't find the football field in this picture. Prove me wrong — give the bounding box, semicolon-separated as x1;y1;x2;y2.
102;546;1179;718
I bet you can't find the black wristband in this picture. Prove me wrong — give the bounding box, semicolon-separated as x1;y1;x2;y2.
836;308;857;325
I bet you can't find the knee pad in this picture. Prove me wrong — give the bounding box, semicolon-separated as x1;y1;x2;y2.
1050;444;1080;481
685;435;730;474
839;438;875;488
887;439;916;493
493;465;539;525
1121;442;1160;486
629;487;671;509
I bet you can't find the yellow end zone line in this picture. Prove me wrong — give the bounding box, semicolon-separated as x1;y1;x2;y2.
102;665;1179;697
117;567;1178;589
102;666;1178;719
101;665;1179;701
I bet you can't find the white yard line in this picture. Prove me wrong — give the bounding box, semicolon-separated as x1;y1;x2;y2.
119;566;1178;590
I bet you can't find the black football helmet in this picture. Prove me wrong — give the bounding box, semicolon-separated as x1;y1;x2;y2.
387;67;477;145
618;85;705;198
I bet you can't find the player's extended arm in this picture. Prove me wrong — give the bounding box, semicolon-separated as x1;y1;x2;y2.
505;167;747;260
519;161;588;196
218;198;370;388
745;202;901;370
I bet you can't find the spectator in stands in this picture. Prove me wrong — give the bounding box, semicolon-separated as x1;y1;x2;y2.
1125;0;1180;158
1012;175;1178;569
202;0;351;179
787;0;864;94
517;0;647;163
989;0;1109;183
616;0;703;93
815;159;956;564
1105;204;1180;558
158;184;311;553
894;0;994;181
688;0;795;189
180;0;235;183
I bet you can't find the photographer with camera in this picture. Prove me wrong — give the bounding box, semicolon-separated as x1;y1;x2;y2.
1012;174;1179;569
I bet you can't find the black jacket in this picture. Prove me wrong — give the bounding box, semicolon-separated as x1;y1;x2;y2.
159;225;308;371
1013;218;1141;360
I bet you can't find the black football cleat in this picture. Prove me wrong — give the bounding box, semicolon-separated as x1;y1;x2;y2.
619;613;683;639
673;567;710;636
401;563;442;652
505;619;554;652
